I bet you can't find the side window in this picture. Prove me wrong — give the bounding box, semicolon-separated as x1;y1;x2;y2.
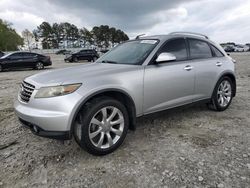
188;39;212;59
10;53;23;59
160;38;188;61
23;53;35;58
210;45;224;57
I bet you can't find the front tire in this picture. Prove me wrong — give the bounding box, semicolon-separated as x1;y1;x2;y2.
73;97;129;155
0;65;2;72
208;76;233;111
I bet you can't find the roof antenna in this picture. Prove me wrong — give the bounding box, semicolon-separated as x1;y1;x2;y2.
135;34;145;39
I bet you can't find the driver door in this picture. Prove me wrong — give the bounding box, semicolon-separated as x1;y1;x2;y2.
143;38;195;114
5;53;24;69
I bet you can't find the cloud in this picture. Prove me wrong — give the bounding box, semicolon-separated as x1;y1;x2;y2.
0;0;249;43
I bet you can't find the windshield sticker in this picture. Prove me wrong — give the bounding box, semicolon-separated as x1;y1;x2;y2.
140;40;157;44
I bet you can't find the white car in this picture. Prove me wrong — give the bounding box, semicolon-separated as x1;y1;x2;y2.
234;45;247;52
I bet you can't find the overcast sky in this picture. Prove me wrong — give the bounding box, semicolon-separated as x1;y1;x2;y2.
0;0;250;43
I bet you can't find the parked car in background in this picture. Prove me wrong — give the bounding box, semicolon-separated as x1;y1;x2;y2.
0;51;4;57
100;49;109;54
224;46;235;52
0;52;52;72
15;32;236;155
55;49;71;55
234;45;245;52
64;49;99;62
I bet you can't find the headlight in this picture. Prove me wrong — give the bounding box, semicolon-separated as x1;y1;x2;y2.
35;83;81;98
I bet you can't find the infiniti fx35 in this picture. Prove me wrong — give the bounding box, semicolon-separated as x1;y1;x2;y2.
15;32;236;155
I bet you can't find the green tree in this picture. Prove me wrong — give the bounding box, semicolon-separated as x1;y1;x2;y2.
52;23;63;48
35;22;129;49
0;19;23;51
37;22;53;49
79;27;93;47
91;25;129;49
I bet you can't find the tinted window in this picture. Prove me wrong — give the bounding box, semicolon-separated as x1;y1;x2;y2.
210;45;224;57
189;39;212;59
23;53;36;57
160;38;187;61
10;53;23;59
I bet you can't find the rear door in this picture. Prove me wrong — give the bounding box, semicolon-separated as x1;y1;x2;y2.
143;38;195;114
22;53;37;67
187;38;224;100
79;50;87;60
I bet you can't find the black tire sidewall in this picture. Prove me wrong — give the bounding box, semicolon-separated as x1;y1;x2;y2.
73;57;78;62
212;76;233;111
74;97;129;155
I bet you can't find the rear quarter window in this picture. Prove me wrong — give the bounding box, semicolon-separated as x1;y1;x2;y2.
210;45;224;57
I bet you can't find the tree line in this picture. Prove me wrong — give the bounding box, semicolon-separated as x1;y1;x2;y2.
33;22;129;49
0;19;129;51
0;19;23;51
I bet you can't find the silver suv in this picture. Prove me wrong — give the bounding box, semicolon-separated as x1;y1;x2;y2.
15;32;236;155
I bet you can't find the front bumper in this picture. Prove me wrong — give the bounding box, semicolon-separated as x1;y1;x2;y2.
64;56;72;62
14;89;83;139
19;118;71;140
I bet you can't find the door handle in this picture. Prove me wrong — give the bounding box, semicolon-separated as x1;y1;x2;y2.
184;65;193;71
216;62;222;67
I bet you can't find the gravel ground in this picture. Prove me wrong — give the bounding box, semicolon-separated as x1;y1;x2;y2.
0;53;249;188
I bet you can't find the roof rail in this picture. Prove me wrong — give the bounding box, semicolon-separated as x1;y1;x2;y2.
135;34;145;39
169;32;209;39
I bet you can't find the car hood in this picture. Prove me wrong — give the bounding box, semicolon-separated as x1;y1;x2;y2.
25;63;140;88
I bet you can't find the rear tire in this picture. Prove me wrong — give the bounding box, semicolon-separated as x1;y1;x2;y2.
0;65;2;72
92;57;97;62
73;57;78;62
35;62;44;70
208;76;233;111
73;97;129;155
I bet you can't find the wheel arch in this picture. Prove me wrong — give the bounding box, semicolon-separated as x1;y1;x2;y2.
216;71;236;97
70;88;137;135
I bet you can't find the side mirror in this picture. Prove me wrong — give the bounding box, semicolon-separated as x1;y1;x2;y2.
155;52;176;63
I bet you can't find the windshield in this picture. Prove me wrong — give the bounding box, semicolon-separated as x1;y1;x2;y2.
97;39;158;65
0;52;12;59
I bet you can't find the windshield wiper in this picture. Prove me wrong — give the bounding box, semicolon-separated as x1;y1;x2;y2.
101;60;118;64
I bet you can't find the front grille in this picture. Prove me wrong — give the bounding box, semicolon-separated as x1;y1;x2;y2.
19;81;35;103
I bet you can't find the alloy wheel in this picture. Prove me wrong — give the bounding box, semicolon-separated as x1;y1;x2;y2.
36;62;44;70
217;80;232;107
85;106;125;149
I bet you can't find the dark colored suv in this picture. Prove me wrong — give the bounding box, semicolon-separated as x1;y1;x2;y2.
0;52;52;72
64;49;99;62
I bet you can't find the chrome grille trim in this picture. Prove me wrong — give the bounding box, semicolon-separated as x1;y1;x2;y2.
19;81;35;103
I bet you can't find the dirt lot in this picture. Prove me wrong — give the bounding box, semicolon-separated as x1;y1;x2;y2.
0;53;249;188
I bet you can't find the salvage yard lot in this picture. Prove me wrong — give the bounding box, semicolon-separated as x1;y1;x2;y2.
0;53;249;187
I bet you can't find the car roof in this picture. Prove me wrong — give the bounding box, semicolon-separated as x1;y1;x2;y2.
137;33;226;56
140;34;210;42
